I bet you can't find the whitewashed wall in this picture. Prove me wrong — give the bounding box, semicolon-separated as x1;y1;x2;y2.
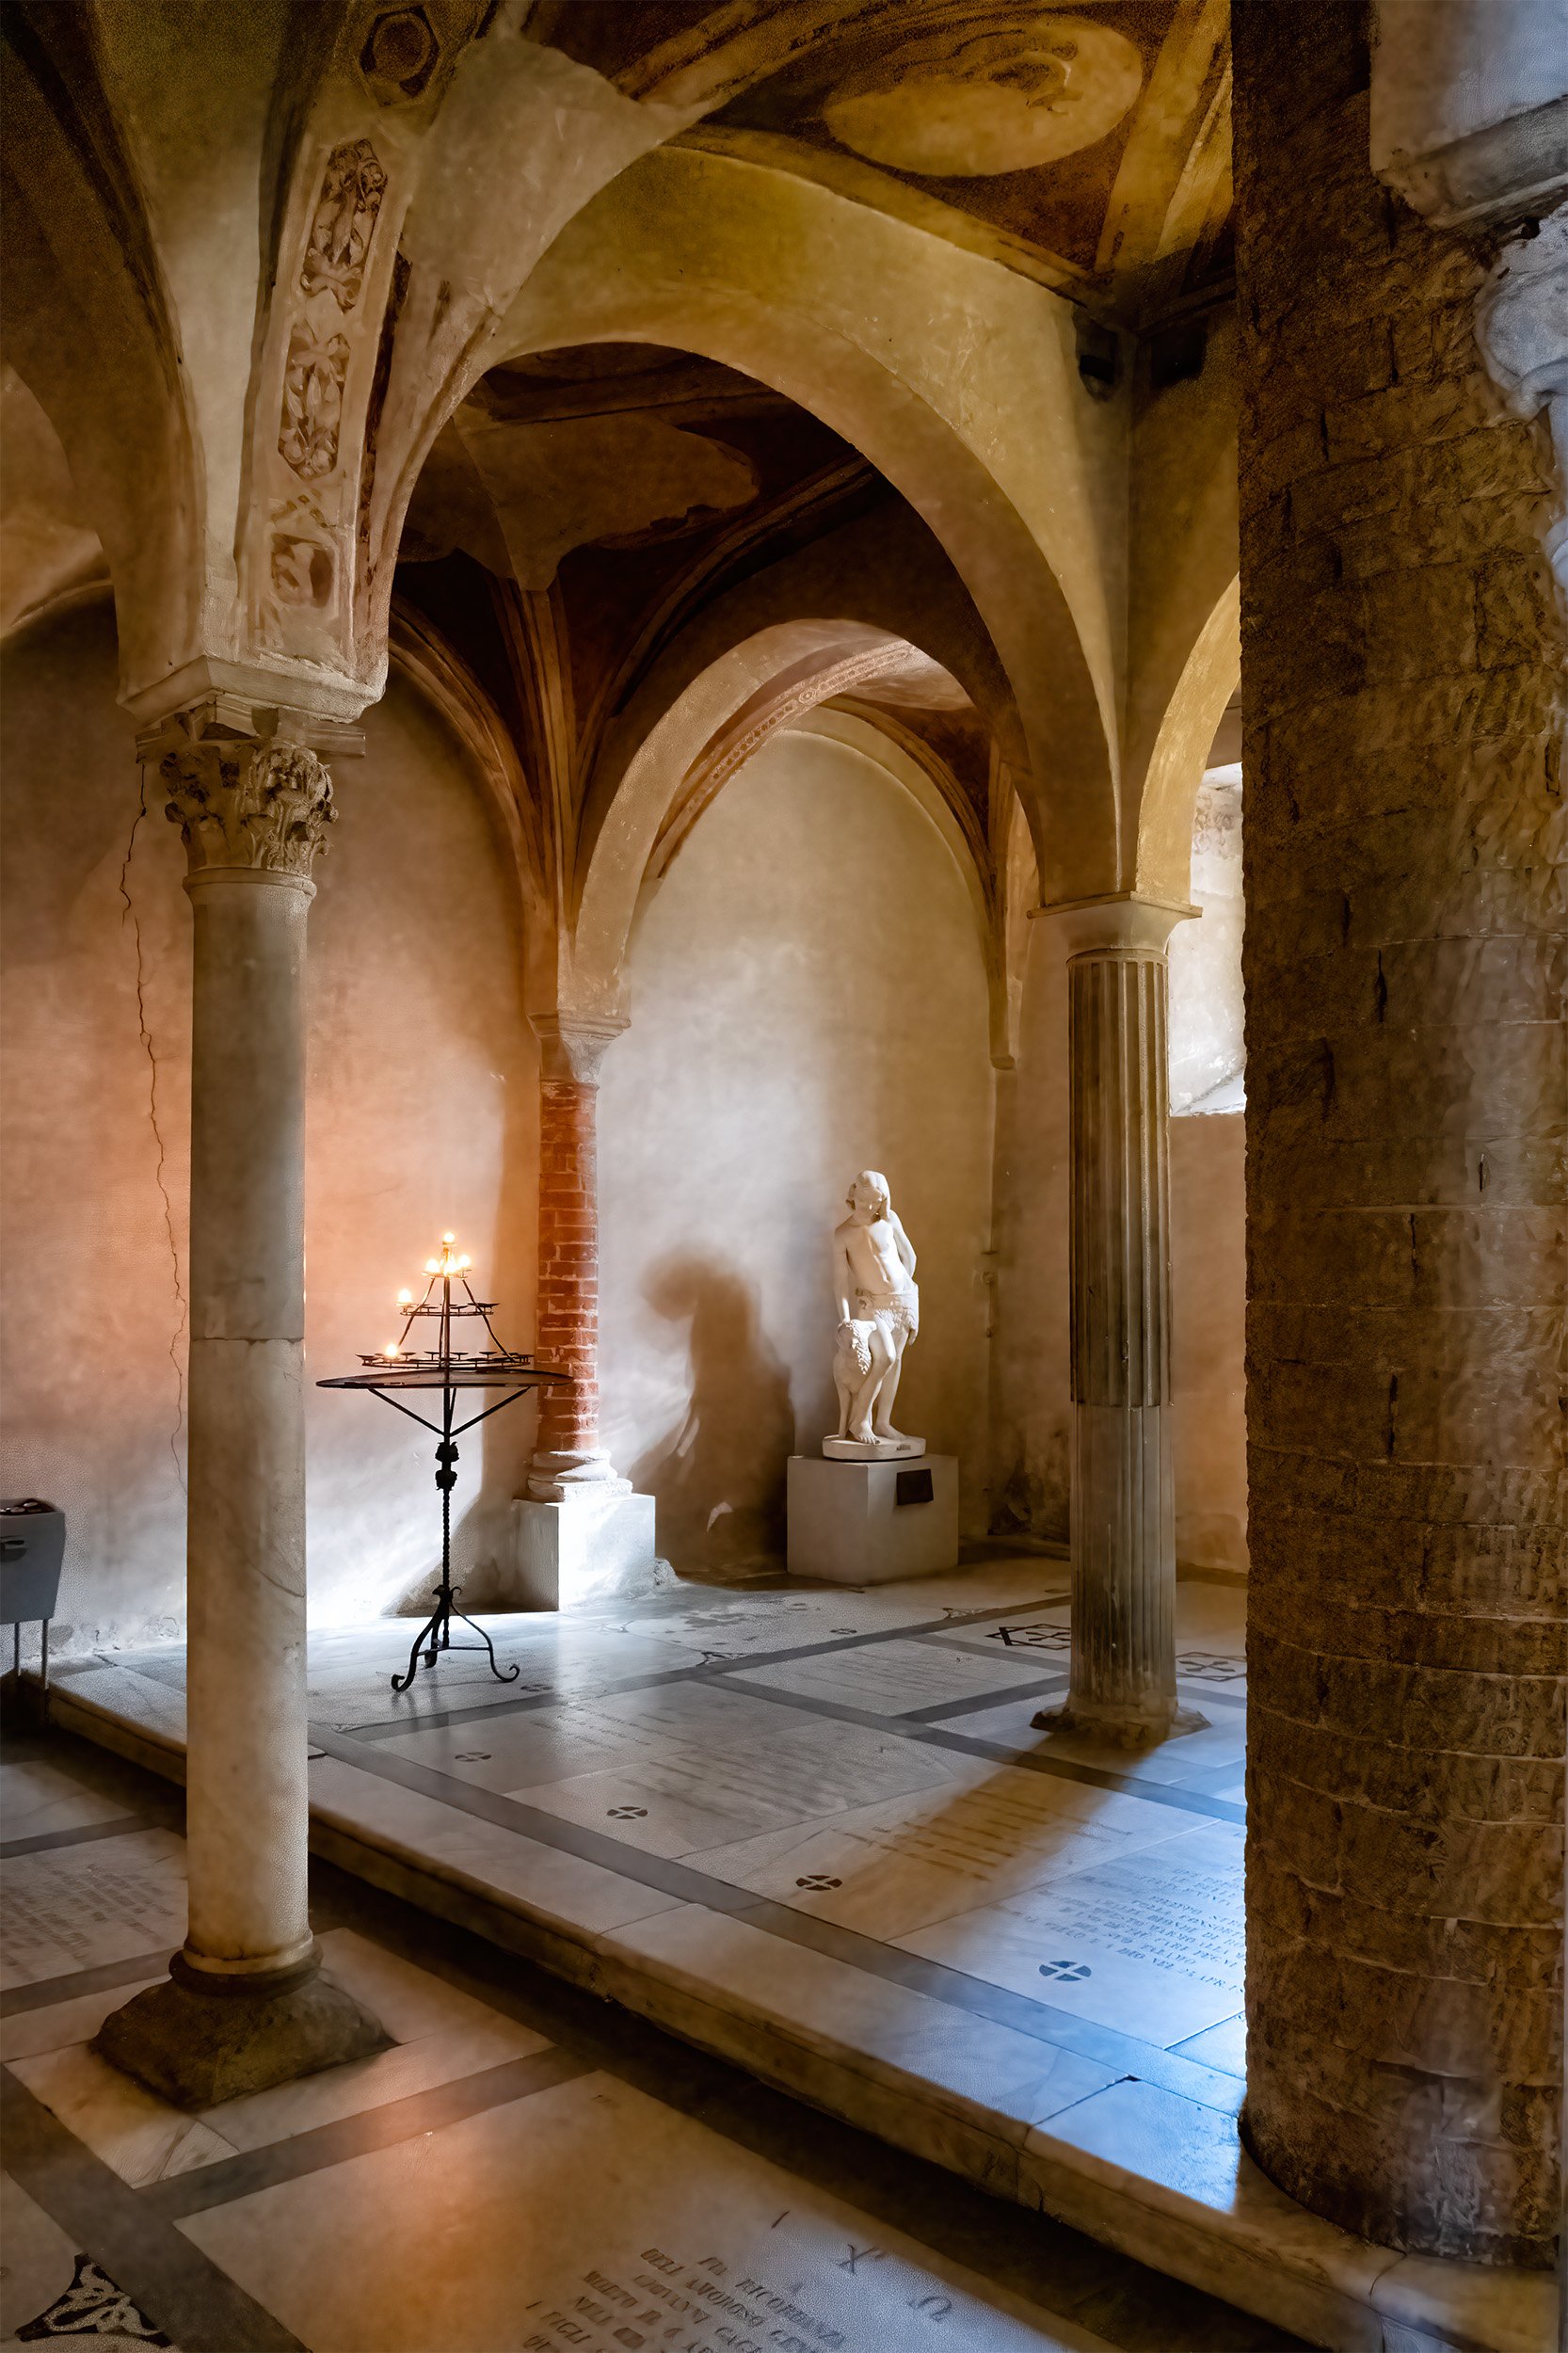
0;600;536;1643
598;727;996;1572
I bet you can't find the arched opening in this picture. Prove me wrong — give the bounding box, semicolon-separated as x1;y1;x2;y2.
388;335;1023;1581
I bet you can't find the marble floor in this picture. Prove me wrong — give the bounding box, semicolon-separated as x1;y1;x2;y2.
31;1563;1556;2353
0;1726;1300;2352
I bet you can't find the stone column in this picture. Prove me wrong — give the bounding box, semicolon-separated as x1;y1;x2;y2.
514;1014;656;1605
1033;897;1206;1747
96;700;380;2105
1234;0;1565;2266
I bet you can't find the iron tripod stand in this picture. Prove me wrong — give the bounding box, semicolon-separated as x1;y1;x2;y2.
390;1376;532;1694
317;1237;571;1693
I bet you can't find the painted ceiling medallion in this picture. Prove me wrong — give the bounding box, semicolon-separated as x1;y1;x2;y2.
822;14;1143;179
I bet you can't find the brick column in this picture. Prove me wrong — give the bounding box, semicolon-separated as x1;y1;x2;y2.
1235;0;1565;2266
526;1015;630;1501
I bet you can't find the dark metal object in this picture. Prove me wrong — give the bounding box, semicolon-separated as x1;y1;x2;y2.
317;1243;568;1692
895;1466;935;1506
2;1498;64;1689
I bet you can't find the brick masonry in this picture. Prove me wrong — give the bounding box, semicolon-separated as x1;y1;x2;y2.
536;1077;600;1457
1233;0;1566;2268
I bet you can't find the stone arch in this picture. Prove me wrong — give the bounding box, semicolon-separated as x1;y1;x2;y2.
0;23;203;708
568;619;996;1023
388;599;547;923
1134;575;1241;904
471;142;1121;902
1122;314;1241;898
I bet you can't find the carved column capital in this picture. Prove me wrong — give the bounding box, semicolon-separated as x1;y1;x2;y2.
529;1012;629;1087
1029;890;1197;960
138;696;359;883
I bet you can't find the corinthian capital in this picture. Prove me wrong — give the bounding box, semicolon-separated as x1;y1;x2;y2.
143;696;347;879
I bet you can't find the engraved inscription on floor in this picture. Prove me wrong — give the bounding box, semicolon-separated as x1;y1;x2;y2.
2;1732;1300;2353
52;1566;1249;2084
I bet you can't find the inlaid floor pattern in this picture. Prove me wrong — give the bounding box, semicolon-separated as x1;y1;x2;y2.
0;1718;1296;2352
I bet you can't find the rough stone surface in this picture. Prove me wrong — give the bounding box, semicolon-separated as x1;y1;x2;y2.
1234;0;1566;2269
93;1961;386;2110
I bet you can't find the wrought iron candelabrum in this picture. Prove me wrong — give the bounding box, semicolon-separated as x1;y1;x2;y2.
318;1235;568;1692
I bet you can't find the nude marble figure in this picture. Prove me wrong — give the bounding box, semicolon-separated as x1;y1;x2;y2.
826;1170;923;1459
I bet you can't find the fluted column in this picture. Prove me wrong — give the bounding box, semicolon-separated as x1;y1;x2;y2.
1034;896;1206;1746
526;1013;630;1500
96;698;379;2104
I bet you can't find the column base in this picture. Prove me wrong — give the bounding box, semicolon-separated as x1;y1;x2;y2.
525;1449;632;1503
509;1489;661;1609
91;1945;386;2109
1031;1697;1209;1750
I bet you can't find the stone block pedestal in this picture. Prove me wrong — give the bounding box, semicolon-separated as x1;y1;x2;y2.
787;1454;958;1585
510;1489;659;1609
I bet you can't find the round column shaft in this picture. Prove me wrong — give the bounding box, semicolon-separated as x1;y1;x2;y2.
94;704;380;2105
1234;0;1565;2265
1035;897;1205;1745
183;865;313;1973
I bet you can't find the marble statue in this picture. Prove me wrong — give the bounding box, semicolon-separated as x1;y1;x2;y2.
825;1170;923;1459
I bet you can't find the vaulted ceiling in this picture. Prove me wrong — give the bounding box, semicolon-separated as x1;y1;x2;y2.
536;0;1232;325
393;340;1000;903
387;0;1232;859
2;0;1236;930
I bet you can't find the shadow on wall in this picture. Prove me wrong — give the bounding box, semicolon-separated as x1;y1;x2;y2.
629;1254;795;1579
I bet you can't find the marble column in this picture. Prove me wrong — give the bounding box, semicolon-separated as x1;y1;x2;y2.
1032;897;1206;1746
95;699;380;2105
515;1014;656;1606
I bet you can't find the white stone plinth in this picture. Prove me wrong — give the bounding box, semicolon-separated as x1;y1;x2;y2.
510;1490;658;1610
787;1454;958;1585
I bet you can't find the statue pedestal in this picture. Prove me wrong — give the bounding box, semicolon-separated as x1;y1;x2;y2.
510;1490;660;1609
786;1454;958;1585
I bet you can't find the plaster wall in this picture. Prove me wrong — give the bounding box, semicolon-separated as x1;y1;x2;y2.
0;599;536;1647
1169;1115;1249;1577
1168;763;1245;1115
598;728;994;1575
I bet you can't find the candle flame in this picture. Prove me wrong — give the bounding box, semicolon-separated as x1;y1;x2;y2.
396;1288;413;1306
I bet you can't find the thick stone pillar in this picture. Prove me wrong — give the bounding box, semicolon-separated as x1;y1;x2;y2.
1033;898;1206;1746
96;700;380;2105
1234;0;1565;2265
515;1014;656;1606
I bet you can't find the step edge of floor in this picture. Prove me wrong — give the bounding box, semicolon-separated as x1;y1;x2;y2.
47;1680;1552;2353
